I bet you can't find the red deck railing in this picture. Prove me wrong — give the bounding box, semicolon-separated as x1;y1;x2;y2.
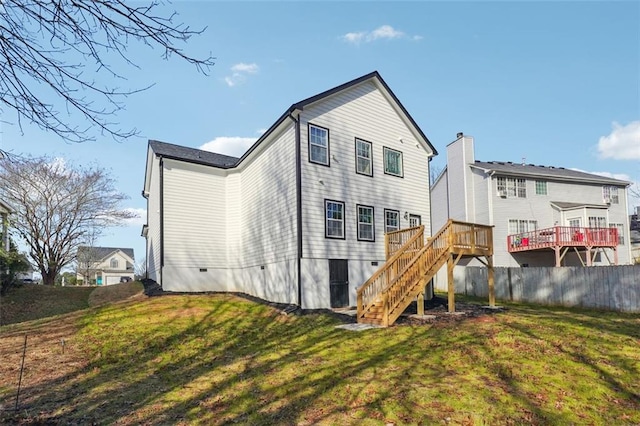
508;226;618;252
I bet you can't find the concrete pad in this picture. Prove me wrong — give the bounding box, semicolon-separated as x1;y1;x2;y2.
445;311;466;316
335;309;358;317
409;314;437;320
335;323;383;331
481;305;505;310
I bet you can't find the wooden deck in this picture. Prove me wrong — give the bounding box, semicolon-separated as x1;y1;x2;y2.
508;226;619;266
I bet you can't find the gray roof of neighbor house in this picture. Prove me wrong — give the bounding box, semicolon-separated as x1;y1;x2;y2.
470;161;630;186
77;246;135;262
550;201;610;210
148;71;436;169
149;140;240;169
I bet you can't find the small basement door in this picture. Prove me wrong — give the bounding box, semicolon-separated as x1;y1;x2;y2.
329;259;349;308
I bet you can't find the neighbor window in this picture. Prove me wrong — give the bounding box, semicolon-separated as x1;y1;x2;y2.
384;209;400;233
357;205;375;241
325;200;345;239
355;138;373;176
309;124;329;165
535;180;547;195
383;147;403;177
497;177;526;198
602;186;619;204
588;216;607;228
110;258;119;268
610;223;624;245
508;219;538;234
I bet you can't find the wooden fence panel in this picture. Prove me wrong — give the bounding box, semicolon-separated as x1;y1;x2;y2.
463;266;640;313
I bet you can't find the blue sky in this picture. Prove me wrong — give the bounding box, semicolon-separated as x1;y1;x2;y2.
1;1;638;267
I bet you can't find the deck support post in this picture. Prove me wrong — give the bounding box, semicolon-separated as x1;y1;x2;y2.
447;255;455;313
417;291;424;316
487;256;495;308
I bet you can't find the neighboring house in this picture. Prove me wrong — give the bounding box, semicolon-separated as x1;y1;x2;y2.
142;71;437;309
76;246;135;285
431;133;632;268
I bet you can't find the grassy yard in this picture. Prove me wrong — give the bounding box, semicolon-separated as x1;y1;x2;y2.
0;288;638;425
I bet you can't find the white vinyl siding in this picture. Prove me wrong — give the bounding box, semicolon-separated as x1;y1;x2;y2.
300;80;432;260
163;159;228;268
146;154;162;282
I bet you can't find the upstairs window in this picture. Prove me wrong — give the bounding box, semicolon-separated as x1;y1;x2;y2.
110;258;119;268
384;209;400;233
602;186;619;204
355;138;373;176
357;205;375;241
383;147;403;177
535;180;547;195
325;200;345;239
497;177;526;198
309;124;329;166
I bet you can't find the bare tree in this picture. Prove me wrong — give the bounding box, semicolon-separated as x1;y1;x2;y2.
0;0;215;146
75;232;100;285
134;256;147;280
0;156;136;285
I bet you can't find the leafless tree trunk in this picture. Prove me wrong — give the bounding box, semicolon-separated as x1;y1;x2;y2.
75;232;100;285
0;156;136;285
0;0;215;147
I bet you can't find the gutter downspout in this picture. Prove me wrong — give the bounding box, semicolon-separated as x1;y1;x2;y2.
159;156;164;287
290;111;303;308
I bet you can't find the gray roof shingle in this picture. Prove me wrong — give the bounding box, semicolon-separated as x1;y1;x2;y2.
149;140;239;168
77;246;135;262
471;161;630;186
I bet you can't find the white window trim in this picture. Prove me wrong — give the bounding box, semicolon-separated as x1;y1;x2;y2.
356;204;375;242
325;200;345;239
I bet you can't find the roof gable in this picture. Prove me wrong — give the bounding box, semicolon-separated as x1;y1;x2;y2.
147;71;437;169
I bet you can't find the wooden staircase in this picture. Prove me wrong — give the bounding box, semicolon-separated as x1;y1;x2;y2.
356;220;494;327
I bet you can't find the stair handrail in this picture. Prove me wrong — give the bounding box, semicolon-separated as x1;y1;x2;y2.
381;221;454;324
357;225;424;317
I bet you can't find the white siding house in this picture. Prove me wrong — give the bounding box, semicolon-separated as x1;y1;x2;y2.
431;133;632;270
142;71;437;309
76;247;135;285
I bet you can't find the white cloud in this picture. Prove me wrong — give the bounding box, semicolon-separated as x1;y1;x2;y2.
123;208;146;226
199;136;257;157
597;121;640;160
225;62;259;87
231;63;259;74
341;25;421;45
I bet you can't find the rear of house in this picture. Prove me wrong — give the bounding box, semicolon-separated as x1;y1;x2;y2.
142;72;436;309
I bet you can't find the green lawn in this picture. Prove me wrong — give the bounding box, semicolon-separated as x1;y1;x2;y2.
1;290;638;425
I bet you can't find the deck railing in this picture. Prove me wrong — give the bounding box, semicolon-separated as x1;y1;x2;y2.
357;225;424;319
508;226;618;252
385;226;424;259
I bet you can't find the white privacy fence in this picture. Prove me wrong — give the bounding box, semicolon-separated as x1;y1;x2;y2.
458;266;640;313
